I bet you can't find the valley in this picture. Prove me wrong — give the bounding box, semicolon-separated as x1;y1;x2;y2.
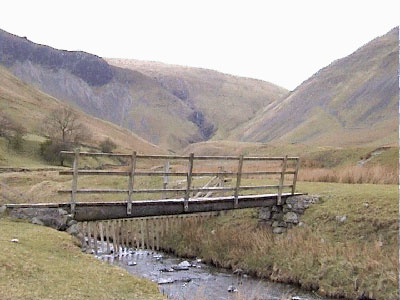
0;23;398;300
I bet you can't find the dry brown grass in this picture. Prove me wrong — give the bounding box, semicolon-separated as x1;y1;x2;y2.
162;181;398;299
163;217;398;300
298;165;397;184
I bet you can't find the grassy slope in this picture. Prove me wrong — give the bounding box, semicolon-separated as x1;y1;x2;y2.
230;27;398;148
0;218;162;300
181;140;398;168
0;65;164;167
111;67;200;150
106;58;288;140
162;181;398;299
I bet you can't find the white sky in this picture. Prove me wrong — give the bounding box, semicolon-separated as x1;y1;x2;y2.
1;0;399;90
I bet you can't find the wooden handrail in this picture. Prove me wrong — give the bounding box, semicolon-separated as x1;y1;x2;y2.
58;184;293;194
59;170;296;176
60;151;299;161
59;150;300;212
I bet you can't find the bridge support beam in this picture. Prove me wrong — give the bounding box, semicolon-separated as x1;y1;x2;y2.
5;193;302;222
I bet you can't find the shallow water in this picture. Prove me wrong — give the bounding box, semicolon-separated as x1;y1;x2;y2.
95;246;326;300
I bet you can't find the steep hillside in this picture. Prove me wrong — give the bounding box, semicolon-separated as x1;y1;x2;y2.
106;58;288;140
0;65;163;159
0;28;287;150
231;27;398;147
0;29;205;150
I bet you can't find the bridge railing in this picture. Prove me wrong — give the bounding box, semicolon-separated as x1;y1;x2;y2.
58;150;300;215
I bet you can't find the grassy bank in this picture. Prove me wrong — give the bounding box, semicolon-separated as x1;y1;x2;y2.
161;182;398;299
0;218;163;300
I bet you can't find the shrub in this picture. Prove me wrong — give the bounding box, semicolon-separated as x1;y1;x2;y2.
10;131;24;151
40;139;72;165
99;138;117;153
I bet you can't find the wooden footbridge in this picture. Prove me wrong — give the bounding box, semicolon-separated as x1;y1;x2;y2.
46;150;301;221
4;150;302;253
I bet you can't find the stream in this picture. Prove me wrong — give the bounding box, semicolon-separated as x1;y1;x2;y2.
94;246;326;300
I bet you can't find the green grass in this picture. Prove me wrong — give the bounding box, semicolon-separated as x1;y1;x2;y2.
0;136;52;168
298;182;397;245
0;218;162;300
367;147;399;167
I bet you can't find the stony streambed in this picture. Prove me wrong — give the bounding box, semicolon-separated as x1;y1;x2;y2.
94;246;326;300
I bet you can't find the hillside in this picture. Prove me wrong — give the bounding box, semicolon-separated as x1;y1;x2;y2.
230;27;398;147
0;65;164;166
106;58;288;140
0;28;287;150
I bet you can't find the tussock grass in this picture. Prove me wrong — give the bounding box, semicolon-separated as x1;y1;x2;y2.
165;221;396;299
0;218;162;300
299;165;397;184
164;219;397;299
162;182;398;300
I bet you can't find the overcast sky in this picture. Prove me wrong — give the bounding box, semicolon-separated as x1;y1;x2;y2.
1;0;399;90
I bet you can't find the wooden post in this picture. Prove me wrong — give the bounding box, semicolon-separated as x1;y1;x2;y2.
292;158;300;195
105;221;110;254
127;151;137;215
71;148;80;215
277;155;288;205
126;219;130;250
124;220;128;249
111;221;117;255
99;222;104;254
162;161;170;199
124;220;128;250
234;155;244;208
140;219;145;249
93;222;98;255
155;218;160;250
146;219;150;249
119;220;124;251
128;220;133;248
86;221;92;253
218;166;224;187
150;219;155;251
115;220;120;254
133;219;139;249
130;219;135;249
184;153;194;212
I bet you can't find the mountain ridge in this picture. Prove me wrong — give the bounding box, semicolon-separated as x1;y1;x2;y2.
106;57;288;141
0;28;287;150
229;27;398;147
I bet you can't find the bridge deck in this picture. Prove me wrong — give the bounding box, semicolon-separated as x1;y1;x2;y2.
5;192;302;221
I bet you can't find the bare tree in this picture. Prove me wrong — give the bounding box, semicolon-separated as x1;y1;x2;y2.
43;107;77;143
41;107;91;165
43;107;91;144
